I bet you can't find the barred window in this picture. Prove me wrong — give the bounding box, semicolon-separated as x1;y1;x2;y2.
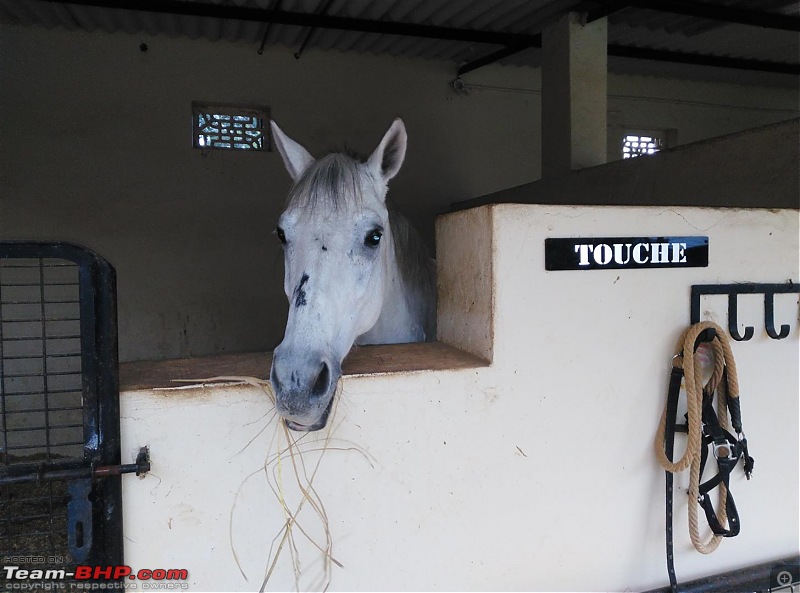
622;133;663;159
192;103;270;151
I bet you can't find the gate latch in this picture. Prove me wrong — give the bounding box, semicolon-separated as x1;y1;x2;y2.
93;446;151;479
68;447;151;562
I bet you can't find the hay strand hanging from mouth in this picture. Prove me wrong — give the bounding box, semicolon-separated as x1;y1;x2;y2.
175;375;372;591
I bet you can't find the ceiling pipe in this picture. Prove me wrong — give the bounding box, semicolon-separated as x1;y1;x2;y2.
294;0;335;60
257;0;282;55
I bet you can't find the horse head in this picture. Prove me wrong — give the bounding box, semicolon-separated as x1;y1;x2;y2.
269;119;409;431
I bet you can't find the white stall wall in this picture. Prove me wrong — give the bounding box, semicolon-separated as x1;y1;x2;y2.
1;24;798;361
120;205;799;592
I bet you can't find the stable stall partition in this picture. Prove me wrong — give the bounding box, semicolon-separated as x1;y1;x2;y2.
120;204;798;591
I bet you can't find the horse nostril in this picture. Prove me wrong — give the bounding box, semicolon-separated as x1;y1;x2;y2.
269;367;280;392
311;362;330;398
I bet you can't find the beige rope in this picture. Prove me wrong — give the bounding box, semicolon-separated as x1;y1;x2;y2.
654;321;740;554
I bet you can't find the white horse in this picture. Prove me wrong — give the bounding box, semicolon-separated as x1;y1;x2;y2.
269;119;436;431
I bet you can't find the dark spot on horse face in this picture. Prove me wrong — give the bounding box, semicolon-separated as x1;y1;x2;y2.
321;245;327;251
294;273;309;308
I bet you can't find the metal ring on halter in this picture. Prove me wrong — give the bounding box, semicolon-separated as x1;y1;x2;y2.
713;441;732;459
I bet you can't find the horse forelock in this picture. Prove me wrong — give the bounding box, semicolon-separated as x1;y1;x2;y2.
286;152;365;213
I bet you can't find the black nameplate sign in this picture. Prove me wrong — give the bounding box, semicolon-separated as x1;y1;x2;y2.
545;236;708;271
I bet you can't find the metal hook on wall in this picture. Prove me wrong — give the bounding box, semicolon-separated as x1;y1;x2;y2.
691;282;800;342
764;291;791;339
727;292;755;341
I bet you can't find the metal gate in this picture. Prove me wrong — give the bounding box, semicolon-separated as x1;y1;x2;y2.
0;242;147;572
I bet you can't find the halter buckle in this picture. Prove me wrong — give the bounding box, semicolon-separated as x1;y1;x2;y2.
713;440;732;459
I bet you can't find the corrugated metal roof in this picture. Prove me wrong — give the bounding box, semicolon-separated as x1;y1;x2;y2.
1;0;798;86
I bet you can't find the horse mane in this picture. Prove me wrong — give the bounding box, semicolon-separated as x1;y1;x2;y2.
388;202;437;340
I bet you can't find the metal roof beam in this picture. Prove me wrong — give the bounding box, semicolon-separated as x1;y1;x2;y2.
40;0;541;46
38;0;800;76
592;0;800;32
457;40;541;77
458;40;800;78
608;44;800;74
458;3;629;77
586;1;631;23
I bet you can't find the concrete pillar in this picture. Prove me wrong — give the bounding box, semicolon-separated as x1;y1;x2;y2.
541;12;608;177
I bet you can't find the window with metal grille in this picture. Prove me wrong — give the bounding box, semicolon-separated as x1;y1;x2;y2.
192;102;270;151
622;133;663;159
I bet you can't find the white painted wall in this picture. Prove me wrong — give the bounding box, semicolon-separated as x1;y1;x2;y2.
1;24;798;361
120;204;799;591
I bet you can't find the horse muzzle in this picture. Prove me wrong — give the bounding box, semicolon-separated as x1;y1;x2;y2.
269;349;341;431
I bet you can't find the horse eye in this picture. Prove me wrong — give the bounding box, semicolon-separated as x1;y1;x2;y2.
364;229;382;247
276;226;287;244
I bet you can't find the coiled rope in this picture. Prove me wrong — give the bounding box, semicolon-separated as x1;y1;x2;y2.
655;320;743;554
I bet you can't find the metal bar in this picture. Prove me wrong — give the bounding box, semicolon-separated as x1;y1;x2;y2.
93;249;124;564
3;318;81;322
5;423;85;432
0;448;150;485
1;300;81;305
592;0;800;32
5;441;84;450
608;44;800;75
67;477;92;562
690;283;800;339
38;259;54;460
457;16;798;77
41;0;541;46
2;371;82;378
78;256;97;469
3;389;83;396
643;554;799;593
692;283;800;295
586;0;630;23
257;0;282;55
457;40;540;77
2;406;83;414
0;282;78;287
0;335;82;341
294;0;334;59
0;263;76;268
3;353;81;360
0;266;7;455
0;243;95;262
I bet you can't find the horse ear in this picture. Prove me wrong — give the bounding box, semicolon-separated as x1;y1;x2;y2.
368;118;407;184
271;120;315;181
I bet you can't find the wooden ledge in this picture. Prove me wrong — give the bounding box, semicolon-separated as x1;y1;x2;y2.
119;342;488;391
